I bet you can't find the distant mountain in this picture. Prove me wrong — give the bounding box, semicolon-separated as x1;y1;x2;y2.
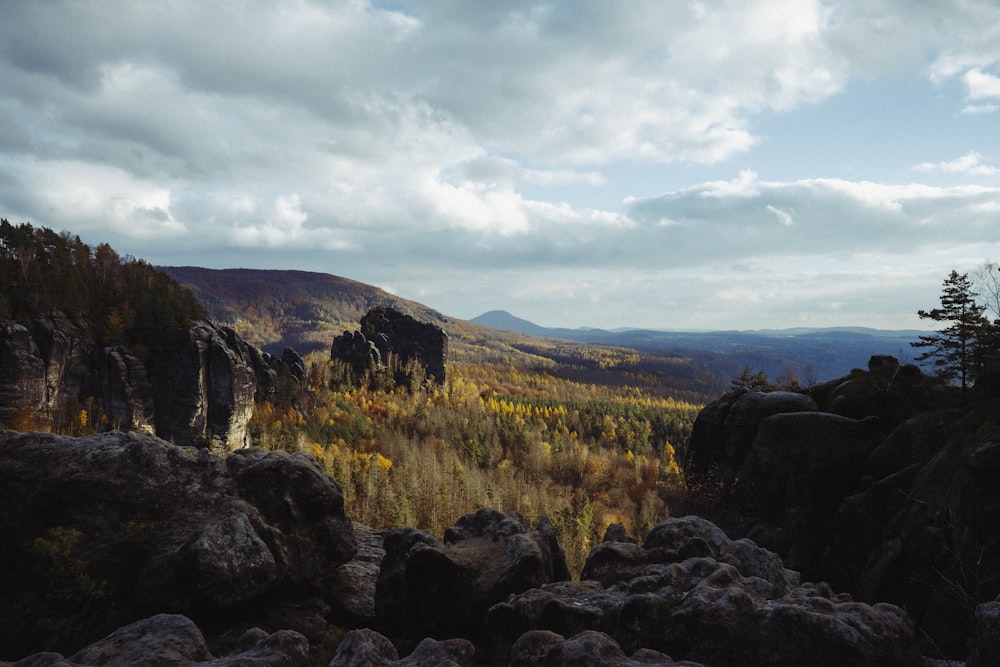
470;310;555;336
471;310;927;383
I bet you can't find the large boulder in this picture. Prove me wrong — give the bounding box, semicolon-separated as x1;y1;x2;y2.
685;389;817;488
508;630;704;667
0;614;310;667
375;508;570;642
734;411;883;571
488;516;923;667
327;628;475;667
0;430;356;659
323;523;387;627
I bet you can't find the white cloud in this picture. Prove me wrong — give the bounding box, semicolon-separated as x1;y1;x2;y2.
964;68;1000;100
914;152;998;176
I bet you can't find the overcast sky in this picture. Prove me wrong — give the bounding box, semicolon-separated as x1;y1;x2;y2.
2;1;1000;330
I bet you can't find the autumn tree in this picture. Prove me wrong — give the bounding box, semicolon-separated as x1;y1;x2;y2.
912;270;986;393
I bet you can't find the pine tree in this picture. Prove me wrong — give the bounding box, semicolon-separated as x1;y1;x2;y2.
912;270;986;392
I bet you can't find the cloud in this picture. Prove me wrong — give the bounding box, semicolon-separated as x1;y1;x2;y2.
913;152;998;176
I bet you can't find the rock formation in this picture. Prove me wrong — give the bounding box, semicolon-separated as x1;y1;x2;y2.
0;614;311;667
685;354;1000;659
0;314;298;452
487;515;922;667
375;508;571;642
331;307;448;386
0;430;356;659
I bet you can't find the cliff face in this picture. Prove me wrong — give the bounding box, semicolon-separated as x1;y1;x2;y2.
0;314;276;451
685;355;999;658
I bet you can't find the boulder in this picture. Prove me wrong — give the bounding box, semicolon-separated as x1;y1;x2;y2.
326;628;475;667
0;614;310;667
685;389;817;488
0;430;355;658
734;411;882;572
323;523;387;627
375;508;570;642
508;630;703;667
488;516;922;667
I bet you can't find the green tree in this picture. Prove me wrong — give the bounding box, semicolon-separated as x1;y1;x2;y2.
912;270;986;393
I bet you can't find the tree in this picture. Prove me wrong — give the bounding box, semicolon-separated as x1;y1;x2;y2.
912;270;986;393
972;261;1000;395
974;260;1000;321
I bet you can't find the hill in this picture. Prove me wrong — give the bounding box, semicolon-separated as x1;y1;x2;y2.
472;310;925;383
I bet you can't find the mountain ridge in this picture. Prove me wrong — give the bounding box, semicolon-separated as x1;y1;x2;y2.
163;267;926;393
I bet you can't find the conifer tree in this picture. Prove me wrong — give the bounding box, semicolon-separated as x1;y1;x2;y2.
912;270;986;393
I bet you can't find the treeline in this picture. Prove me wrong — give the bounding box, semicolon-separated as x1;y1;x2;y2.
0;220;206;348
251;356;701;573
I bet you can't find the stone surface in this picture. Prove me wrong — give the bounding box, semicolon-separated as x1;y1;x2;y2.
488;516;921;667
375;508;570;642
680;356;1000;660
326;628;475;667
324;523;387;627
0;431;355;658
508;630;703;667
0;614;310;667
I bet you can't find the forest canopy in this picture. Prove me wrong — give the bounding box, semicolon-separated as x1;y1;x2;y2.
0;219;206;347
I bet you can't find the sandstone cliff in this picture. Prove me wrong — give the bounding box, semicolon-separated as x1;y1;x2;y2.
331;306;448;386
685;355;999;659
0;314;291;451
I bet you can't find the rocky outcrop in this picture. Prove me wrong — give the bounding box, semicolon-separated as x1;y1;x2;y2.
331;329;382;378
685;388;817;488
487;515;922;667
508;630;704;667
0;430;356;659
324;523;386;627
332;307;448;386
685;355;1000;659
734;410;883;571
144;321;258;451
328;628;475;666
0;614;310;667
0;315;94;425
0;314;295;452
375;508;570;642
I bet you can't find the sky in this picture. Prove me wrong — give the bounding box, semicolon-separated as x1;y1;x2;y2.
2;1;1000;331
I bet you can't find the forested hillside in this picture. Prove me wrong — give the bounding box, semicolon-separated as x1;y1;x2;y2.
0;220;206;348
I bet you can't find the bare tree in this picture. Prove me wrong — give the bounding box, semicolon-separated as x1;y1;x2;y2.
974;260;1000;321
